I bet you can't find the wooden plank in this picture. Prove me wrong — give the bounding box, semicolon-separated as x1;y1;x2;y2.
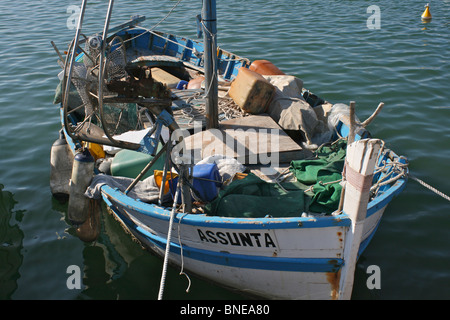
338;139;381;300
181;114;312;165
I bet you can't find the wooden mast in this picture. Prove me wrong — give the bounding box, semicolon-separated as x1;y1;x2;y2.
202;0;219;129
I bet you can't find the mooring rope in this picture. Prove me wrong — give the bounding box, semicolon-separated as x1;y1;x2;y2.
158;178;181;300
177;213;192;293
409;173;450;202
369;147;449;203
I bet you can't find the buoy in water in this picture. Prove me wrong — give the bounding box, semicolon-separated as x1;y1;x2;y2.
67;148;94;226
421;3;432;22
50;130;73;202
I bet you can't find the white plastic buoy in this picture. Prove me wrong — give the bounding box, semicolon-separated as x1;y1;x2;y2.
67;148;94;225
421;3;432;22
50;130;73;201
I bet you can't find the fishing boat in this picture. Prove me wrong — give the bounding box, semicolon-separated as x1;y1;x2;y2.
49;1;408;300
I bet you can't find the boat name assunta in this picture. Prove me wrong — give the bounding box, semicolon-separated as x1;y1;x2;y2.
197;229;276;248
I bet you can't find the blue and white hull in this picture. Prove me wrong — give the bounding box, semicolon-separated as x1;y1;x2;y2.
99;168;405;299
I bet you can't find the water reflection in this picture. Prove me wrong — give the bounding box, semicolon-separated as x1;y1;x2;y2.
70;204;243;300
0;184;25;299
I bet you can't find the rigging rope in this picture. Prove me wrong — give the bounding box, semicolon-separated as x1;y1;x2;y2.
123;0;184;45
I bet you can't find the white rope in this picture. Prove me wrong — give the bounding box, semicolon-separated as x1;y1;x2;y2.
370;145;449;202
409;173;450;202
157;179;181;300
177;213;192;293
370;144;449;202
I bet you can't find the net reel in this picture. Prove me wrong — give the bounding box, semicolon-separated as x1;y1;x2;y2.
61;1;175;156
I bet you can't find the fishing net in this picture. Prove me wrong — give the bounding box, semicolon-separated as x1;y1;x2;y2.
204;140;347;217
67;35;140;135
289;139;347;214
204;173;307;218
172;94;248;129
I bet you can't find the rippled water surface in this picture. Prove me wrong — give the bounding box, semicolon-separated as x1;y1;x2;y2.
0;0;449;300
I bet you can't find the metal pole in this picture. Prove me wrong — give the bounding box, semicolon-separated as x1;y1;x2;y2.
202;0;219;129
98;0;117;143
62;0;87;141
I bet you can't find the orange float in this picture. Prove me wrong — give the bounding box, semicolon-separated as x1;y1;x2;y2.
249;59;285;75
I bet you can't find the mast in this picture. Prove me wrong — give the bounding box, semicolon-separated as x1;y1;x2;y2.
202;0;219;129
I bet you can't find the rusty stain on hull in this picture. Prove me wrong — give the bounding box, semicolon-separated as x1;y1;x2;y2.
337;231;343;243
326;269;341;300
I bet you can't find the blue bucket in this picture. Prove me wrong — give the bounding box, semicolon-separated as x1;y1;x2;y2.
170;163;222;203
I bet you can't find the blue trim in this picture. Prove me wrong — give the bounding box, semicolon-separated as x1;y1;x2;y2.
366;151;408;217
59;107;79;153
115;27;245;80
138;227;343;273
101;168;407;232
104;198;344;273
357;218;381;257
366;177;407;217
101;184;351;230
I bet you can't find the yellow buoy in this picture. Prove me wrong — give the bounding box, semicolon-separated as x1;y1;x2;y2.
421;3;432;22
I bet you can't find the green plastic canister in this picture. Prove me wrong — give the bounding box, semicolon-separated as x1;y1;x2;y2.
110;144;166;179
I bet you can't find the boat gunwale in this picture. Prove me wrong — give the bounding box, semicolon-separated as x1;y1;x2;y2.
102;184;350;229
100;159;407;231
114;26;249;81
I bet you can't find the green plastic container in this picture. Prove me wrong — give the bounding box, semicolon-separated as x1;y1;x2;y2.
110;144;166;179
